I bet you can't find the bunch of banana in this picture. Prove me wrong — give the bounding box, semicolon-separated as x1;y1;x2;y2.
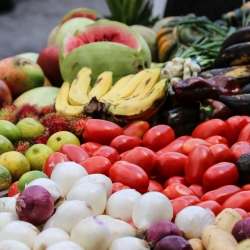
55;67;113;116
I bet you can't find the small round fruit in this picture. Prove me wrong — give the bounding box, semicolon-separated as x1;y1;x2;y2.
0;151;30;182
0;120;21;142
46;131;80;152
0;135;14;155
17;170;48;192
25;144;54;171
0;165;12;191
16;118;44;141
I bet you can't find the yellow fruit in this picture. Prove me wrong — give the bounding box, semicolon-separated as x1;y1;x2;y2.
0;135;14;155
25;144;54;171
0;151;30;182
46;131;80;152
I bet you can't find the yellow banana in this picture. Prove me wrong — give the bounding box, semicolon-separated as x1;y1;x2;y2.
110;69;153;102
88;71;113;101
99;74;134;102
55;82;84;116
68;67;92;106
108;78;168;117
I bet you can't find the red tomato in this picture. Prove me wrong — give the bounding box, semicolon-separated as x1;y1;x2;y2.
8;181;18;197
238;123;250;143
59;144;89;163
209;144;233;163
191;118;226;139
92;145;120;165
242;184;250;191
203;162;239;191
142;125;175;152
205;135;229;146
230;141;250;163
112;182;130;194
164;176;188;189
242;115;250;123
121;146;157;175
233;208;249;218
147;180;164;192
42;152;69;178
225;116;248;146
175;195;201;205
156;139;185;155
123;120;150;139
222;191;250;212
177;136;193;141
185;145;215;185
162;183;198;200
79;156;111;176
171;198;190;222
155;152;187;180
80;142;102;157
196;200;223;216
82;119;124;145
180;138;212;156
109;160;149;194
119;150;130;158
188;184;206;198
201;185;241;205
110;135;142;154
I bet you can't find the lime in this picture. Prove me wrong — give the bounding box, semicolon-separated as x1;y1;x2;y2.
16;117;44;141
17;170;48;192
0;151;30;182
46;131;80;152
0;135;14;155
0;120;21;142
25;144;54;171
0;165;12;191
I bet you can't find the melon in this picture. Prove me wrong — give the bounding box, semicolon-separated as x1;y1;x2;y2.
60;20;151;86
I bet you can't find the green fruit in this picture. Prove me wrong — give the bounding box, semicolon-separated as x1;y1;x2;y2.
0;165;12;191
13;86;59;108
47;131;80;152
0;135;14;155
18;170;48;193
25;144;54;171
16;118;44;141
60;20;151;86
0;120;21;142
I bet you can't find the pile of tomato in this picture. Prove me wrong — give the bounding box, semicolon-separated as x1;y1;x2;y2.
8;116;250;221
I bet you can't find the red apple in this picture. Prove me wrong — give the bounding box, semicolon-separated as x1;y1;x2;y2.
0;79;12;107
37;45;63;87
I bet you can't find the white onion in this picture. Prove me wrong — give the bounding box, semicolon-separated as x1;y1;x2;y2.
33;227;69;250
0;239;31;250
0;199;5;212
108;236;150;250
43;214;55;231
71;216;112;250
74;174;112;198
50;162;88;196
0;220;40;249
46;240;84;250
67;182;107;215
0;212;18;230
175;206;215;239
26;178;65;206
132;192;173;234
105;189;141;222
52;200;94;233
0;196;17;214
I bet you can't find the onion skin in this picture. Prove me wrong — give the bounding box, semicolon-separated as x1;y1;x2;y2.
154;235;193;250
16;185;54;226
231;217;250;243
144;221;183;248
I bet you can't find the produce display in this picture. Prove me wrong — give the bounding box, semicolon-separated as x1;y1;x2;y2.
1;0;250;249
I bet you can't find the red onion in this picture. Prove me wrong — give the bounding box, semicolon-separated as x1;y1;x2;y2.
16;185;54;226
232;217;250;242
144;221;183;248
154;235;193;250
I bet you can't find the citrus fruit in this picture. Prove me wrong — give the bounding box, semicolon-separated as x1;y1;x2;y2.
0;165;12;191
46;131;80;152
0;135;14;155
17;170;48;192
25;144;54;171
16;117;44;141
0;151;30;182
0;120;21;142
